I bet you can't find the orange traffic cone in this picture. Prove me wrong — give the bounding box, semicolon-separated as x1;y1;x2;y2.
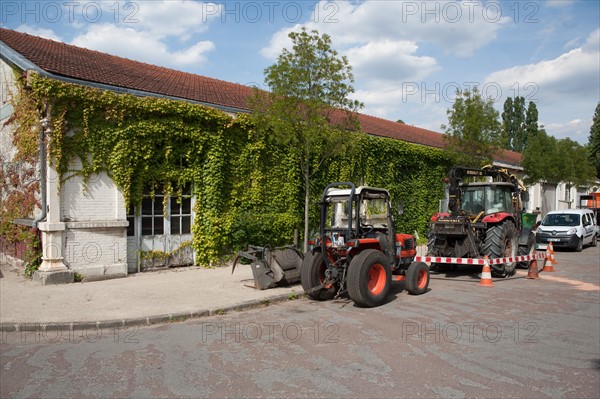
478;256;494;287
548;242;558;265
526;250;540;279
541;247;556;272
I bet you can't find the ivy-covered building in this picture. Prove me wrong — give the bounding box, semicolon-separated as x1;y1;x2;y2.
2;28;571;284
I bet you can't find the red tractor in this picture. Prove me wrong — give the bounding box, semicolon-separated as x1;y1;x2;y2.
301;183;430;307
427;165;535;277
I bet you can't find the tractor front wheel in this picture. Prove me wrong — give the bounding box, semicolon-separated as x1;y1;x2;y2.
406;262;430;295
300;252;336;300
347;249;391;308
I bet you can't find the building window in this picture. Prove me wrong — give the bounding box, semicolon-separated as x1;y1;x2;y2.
170;184;192;235
141;192;164;236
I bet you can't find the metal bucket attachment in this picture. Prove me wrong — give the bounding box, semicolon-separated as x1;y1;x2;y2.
232;245;303;290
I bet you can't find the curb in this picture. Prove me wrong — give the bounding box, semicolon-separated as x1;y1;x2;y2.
0;292;304;333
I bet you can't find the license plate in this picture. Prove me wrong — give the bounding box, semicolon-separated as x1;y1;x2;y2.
548;238;561;242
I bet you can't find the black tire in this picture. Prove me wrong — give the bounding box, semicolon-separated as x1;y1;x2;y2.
347;249;391;308
405;262;430;295
426;229;436;255
517;231;535;269
484;221;518;277
300;252;336;300
575;237;583;252
591;234;597;247
427;230;450;272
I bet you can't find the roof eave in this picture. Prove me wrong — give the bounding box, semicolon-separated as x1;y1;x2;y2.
0;39;250;115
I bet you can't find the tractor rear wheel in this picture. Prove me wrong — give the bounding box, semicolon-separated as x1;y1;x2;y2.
517;231;535;269
300;252;336;300
347;249;391;308
484;221;518;277
406;262;430;295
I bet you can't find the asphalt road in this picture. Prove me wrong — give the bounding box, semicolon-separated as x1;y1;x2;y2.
1;246;599;398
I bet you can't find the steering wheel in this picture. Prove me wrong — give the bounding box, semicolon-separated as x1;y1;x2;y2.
360;223;374;236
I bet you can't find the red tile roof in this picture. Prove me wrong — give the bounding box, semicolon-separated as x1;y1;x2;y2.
0;28;522;165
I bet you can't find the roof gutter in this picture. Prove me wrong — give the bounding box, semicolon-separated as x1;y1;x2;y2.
0;39;250;115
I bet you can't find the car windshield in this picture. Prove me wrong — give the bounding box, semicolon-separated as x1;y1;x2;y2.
542;214;580;227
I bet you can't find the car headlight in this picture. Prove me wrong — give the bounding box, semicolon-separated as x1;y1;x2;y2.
567;228;577;235
537;227;544;234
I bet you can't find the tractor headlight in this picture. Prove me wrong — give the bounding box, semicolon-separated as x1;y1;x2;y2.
346;240;359;248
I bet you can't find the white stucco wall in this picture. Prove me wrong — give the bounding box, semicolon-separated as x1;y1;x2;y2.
0;58;18;162
61;161;126;221
60;157;128;279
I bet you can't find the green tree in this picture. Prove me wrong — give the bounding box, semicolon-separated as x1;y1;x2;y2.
557;138;596;187
500;96;513;149
250;28;363;251
588;103;600;178
525;101;539;139
523;130;596;188
501;96;530;152
442;87;501;167
522;128;561;185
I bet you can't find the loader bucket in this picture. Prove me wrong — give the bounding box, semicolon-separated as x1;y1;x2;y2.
233;246;303;290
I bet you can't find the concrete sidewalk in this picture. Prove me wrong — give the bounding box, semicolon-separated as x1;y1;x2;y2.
0;261;303;331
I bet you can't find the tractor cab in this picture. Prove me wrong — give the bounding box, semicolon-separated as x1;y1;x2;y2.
323;185;395;245
459;182;517;217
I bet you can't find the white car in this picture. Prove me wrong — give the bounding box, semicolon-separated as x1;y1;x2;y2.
536;209;598;251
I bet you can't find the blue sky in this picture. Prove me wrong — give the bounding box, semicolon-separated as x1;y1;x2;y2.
2;0;599;145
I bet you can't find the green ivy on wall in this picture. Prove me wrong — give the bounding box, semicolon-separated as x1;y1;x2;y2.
7;74;453;266
0;70;43;275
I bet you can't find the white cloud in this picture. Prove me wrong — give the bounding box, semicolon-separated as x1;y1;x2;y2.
64;1;222;39
14;24;62;42
485;29;600;103
71;24;215;68
259;25;300;59
486;29;599;143
346;40;439;85
544;119;592;142
262;0;510;59
260;0;509;132
62;1;222;70
122;0;221;39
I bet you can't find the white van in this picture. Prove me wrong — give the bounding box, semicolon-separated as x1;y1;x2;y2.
536;209;598;251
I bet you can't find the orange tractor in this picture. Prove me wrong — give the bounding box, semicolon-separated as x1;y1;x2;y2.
301;183;430;307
